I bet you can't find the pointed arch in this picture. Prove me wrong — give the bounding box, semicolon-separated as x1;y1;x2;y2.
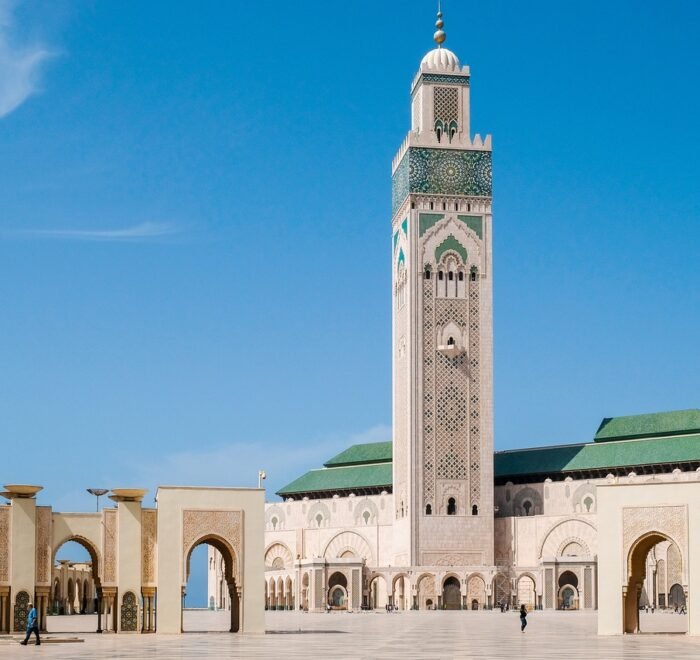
323;531;373;563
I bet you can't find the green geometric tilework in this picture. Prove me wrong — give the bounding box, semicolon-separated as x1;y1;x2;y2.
392;154;410;216
419;213;445;236
401;218;408;236
458;215;483;239
435;234;467;263
392;147;492;216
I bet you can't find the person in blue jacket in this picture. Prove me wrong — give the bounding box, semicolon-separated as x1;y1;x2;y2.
20;602;40;646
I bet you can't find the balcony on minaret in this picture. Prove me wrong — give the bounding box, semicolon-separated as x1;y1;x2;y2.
438;336;465;358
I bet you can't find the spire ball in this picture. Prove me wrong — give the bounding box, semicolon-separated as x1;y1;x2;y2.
433;9;446;46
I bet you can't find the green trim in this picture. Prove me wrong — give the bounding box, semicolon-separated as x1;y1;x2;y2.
325;441;392;467
435;234;467;263
277;463;392;497
458;215;483;239
419;213;445;237
401;218;408;236
594;409;700;442
495;432;700;479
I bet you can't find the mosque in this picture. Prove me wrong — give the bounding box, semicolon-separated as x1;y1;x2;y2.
208;10;700;634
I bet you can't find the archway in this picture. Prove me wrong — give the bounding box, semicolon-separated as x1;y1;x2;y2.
48;537;102;633
328;572;348;610
183;535;240;633
624;532;687;633
301;573;310;611
467;575;486;610
558;571;579;610
517;575;536;609
392;574;410;610
368;575;388;609
416;574;436;610
442;576;461;610
669;584;686;609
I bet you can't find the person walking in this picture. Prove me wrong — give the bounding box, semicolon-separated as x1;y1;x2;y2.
20;602;40;646
519;604;528;633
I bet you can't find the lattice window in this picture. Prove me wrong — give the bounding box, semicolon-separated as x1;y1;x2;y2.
434;87;459;128
422;277;435;505
657;558;667;596
121;591;138;631
468;271;481;506
14;591;30;632
434;300;469;482
584;568;593;609
545;569;554;609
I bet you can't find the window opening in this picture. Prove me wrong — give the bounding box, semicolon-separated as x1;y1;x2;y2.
472;505;478;516
425;504;432;515
447;498;456;515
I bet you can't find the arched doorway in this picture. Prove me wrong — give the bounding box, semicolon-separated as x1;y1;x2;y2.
517;575;536;609
328;572;348;610
49;537;103;633
624;532;687;633
669;584;686;609
442;576;461;610
301;573;310;611
369;575;388;609
416;574;436;610
466;575;486;610
392;575;409;610
558;571;579;610
183;535;240;633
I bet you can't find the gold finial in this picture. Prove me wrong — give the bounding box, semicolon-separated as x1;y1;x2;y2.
434;1;446;47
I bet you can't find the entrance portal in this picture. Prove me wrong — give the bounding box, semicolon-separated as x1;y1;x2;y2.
328;572;348;610
442;577;461;610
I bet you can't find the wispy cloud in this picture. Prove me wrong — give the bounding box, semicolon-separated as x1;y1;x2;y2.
125;424;392;502
0;0;54;119
2;221;180;242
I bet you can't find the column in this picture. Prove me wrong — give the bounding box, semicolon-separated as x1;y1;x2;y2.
96;588;103;633
228;581;240;633
0;590;8;633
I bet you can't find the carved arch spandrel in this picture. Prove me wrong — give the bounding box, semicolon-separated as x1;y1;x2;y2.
182;509;243;584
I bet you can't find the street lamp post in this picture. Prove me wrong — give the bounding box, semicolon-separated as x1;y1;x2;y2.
258;471;266;489
86;488;109;512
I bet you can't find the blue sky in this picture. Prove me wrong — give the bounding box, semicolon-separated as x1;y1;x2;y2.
2;0;700;603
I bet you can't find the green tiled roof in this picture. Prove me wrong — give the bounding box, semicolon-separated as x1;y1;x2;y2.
277;463;392;497
495;433;700;480
594;409;700;442
324;441;392;467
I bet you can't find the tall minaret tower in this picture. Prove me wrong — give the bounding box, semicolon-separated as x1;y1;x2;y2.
391;8;493;569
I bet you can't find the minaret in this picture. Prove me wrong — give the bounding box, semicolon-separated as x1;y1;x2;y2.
391;8;493;568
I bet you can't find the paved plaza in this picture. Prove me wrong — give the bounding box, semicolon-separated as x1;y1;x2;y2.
0;610;696;659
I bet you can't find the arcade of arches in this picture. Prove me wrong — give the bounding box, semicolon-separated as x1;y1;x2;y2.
0;485;265;635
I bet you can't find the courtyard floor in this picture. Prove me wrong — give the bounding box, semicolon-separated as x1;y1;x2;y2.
0;610;696;659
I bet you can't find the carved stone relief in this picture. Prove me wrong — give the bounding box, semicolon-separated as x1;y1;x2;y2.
103;509;118;584
0;507;9;583
422;551;481;566
35;507;52;585
182;509;242;580
622;506;687;560
141;509;157;585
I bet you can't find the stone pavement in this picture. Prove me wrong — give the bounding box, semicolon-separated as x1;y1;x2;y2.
1;610;697;659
